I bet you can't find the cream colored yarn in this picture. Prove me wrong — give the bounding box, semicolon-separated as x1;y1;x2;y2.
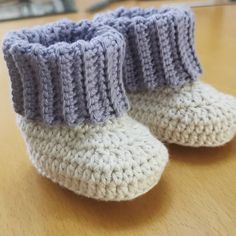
129;81;236;147
18;114;168;201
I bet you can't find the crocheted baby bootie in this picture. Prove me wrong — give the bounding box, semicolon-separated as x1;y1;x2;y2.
3;20;168;201
129;81;236;147
94;7;236;147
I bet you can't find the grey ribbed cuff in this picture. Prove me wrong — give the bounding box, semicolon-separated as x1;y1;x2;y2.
94;7;202;91
3;20;129;125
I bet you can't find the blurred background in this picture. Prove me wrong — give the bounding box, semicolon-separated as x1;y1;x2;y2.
0;0;235;22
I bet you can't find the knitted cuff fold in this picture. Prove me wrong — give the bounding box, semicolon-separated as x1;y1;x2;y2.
3;20;129;125
94;7;202;91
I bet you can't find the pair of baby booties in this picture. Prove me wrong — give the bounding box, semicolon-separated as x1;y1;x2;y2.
3;7;236;201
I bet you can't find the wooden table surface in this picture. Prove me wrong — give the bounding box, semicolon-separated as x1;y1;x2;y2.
0;1;235;235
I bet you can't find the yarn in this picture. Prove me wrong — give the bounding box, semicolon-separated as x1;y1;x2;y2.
94;7;202;91
3;19;169;201
95;7;236;146
3;20;129;125
129;81;236;147
18;114;168;201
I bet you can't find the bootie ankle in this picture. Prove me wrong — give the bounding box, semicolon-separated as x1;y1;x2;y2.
94;7;236;147
3;20;168;201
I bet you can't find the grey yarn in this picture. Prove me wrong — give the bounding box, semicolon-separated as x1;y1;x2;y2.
94;7;202;91
2;20;129;125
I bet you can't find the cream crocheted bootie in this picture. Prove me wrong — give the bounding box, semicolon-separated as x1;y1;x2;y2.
94;7;236;147
129;81;236;147
3;20;168;201
18;115;168;201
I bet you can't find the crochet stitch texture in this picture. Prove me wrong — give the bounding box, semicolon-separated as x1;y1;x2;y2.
3;19;169;201
3;20;129;125
129;81;236;147
94;7;202;91
18;114;168;201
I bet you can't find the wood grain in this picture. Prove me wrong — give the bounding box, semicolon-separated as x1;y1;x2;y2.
0;2;235;236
